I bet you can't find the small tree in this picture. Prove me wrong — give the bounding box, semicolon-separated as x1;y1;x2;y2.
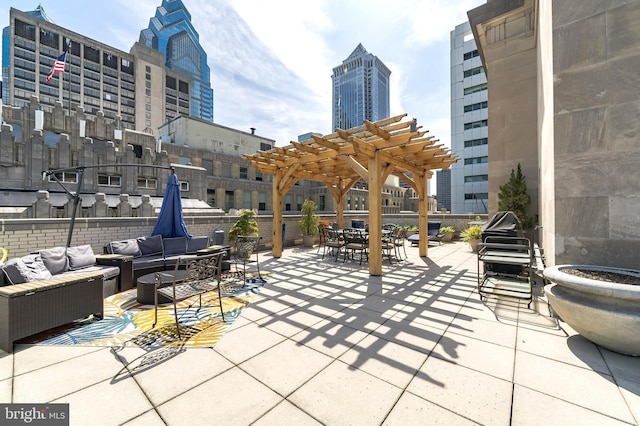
228;209;259;242
498;163;535;229
298;199;319;236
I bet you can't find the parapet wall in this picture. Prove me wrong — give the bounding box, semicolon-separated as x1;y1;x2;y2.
0;213;486;258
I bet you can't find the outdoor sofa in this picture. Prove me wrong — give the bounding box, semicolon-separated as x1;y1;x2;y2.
104;235;230;283
0;244;129;352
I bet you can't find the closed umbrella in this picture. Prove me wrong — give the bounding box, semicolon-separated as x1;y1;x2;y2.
151;173;191;238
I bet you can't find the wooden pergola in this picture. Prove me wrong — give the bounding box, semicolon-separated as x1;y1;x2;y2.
244;114;458;276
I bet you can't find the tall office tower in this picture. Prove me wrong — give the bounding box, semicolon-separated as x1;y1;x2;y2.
331;43;390;131
436;168;452;212
450;21;489;214
139;0;214;123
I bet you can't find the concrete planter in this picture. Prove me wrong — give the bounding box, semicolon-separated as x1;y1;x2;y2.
468;239;481;252
544;264;640;356
441;232;454;243
302;235;315;248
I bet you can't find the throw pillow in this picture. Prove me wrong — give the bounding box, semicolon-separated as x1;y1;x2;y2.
186;236;210;254
137;235;164;256
39;247;70;275
67;245;96;270
109;239;142;257
163;237;187;256
1;255;53;284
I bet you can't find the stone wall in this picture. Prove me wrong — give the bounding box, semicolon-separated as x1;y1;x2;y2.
0;213;486;259
552;0;640;268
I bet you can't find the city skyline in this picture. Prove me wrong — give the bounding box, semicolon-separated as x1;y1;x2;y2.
0;0;486;193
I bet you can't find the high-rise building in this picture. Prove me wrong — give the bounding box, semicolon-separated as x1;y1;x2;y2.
139;0;214;123
436;169;452;212
331;43;390;131
1;4;212;136
449;21;489;214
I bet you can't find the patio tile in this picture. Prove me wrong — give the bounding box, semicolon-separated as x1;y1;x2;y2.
52;375;153;425
338;333;430;388
253;400;322;425
12;348;123;402
121;410;167;425
290;319;369;358
514;350;636;423
383;391;477;425
431;331;515;381
288;360;403;425
516;327;609;373
447;315;518;348
156;367;282;425
214;321;286;364
511;384;630;425
0;352;12;381
600;347;640;384
12;344;103;375
255;307;327;338
617;378;640;421
240;339;333;396
371;316;445;356
329;305;391;332
113;346;234;405
405;355;513;425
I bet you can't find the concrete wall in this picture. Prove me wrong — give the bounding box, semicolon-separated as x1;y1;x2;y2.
0;213;486;259
552;0;640;268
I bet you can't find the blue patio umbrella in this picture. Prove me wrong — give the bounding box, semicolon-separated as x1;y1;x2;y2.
151;173;191;238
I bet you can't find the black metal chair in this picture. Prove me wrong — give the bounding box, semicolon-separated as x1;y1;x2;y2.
153;251;225;338
342;228;369;265
322;227;345;261
231;235;261;281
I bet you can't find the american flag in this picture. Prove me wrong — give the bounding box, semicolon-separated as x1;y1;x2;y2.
46;52;67;83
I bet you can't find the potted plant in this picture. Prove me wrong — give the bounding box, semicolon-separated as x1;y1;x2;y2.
544;265;640;356
461;225;482;252
228;209;259;243
299;199;319;248
439;226;455;243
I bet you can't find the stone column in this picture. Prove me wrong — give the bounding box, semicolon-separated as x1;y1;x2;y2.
139;194;154;217
93;193;109;217
117;194;132;217
32;190;52;218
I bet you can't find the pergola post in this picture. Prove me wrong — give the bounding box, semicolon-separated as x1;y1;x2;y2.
368;152;383;275
416;173;429;257
272;169;283;258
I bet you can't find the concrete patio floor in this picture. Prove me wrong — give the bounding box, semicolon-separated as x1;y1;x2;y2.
1;241;639;425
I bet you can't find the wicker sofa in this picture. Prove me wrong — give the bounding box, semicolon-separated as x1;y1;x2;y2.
0;244;129;353
104;235;230;283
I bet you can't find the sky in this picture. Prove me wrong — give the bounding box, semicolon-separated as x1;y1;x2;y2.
1;0;486;192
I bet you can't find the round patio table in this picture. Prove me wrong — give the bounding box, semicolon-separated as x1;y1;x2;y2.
136;269;188;305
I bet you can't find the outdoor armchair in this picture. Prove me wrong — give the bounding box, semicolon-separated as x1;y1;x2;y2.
153;251;225;338
231;235;262;281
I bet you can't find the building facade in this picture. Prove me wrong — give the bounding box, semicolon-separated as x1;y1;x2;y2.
1;5;208;137
449;22;489;214
467;0;640;269
139;0;214;123
331;43;391;131
436;168;452;212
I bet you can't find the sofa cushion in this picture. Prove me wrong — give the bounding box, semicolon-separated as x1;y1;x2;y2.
1;255;52;284
63;265;120;280
67;245;97;270
132;255;165;271
137;235;164;256
186;236;210;254
39;247;70;275
163;237;187;256
109;239;141;258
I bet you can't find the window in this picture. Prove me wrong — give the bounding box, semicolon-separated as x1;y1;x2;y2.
98;174;121;186
180;181;189;192
138;178;157;189
103;52;117;69
145;65;151;73
319;195;326;211
463;50;479;60
296;195;303;211
166;76;177;89
260;142;272;151
178;156;191;165
258;192;266;211
465;174;488;183
84;45;100;63
49;172;78;183
463;67;484;78
464;120;488;130
464;156;488;165
202;159;213;175
39;29;59;49
243;192;251;209
255;171;263;181
464;101;487;112
464;138;488;148
285;195;292;211
465;193;488;200
15;20;36;41
464;84;488;95
240;167;248;179
178;80;189;93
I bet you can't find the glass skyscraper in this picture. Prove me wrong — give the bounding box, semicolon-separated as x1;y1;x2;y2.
331;43;390;131
139;0;214;122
